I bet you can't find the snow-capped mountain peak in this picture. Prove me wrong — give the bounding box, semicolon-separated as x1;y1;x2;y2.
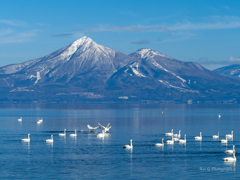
129;48;170;59
72;36;96;48
60;36;95;58
0;36;135;89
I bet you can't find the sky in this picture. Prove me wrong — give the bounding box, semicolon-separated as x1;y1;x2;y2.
0;0;240;70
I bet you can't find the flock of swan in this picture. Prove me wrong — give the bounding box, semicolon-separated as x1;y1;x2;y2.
19;116;236;162
155;129;236;162
122;128;237;162
19;117;111;142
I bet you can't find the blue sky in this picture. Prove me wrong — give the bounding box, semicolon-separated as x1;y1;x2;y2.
1;0;240;70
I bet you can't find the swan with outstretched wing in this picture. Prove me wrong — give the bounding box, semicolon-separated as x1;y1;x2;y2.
98;123;111;133
87;125;101;132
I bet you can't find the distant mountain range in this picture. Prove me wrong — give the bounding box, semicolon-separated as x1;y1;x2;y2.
1;36;240;104
214;64;240;80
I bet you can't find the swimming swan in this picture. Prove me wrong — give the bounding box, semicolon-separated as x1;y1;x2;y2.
45;135;53;142
174;130;181;138
223;145;236;162
123;139;133;149
21;134;30;142
225;146;237;154
87;125;101;132
70;129;77;137
226;131;233;138
212;131;219;138
166;135;174;144
18;117;22;122
37;118;43;124
97;130;106;138
155;138;164;146
165;129;173;136
59;129;66;136
98;123;111;133
178;134;186;143
194;132;202;140
220;135;228;143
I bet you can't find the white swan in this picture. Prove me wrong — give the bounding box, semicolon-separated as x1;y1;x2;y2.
59;129;66;136
212;131;219;138
226;131;233;138
45;135;53;142
70;129;77;137
178;134;186;143
98;123;111;133
174;130;181;138
18;117;22;122
194;132;202;140
225;146;237;154
166;135;174;144
123;139;133;149
21;134;30;142
87;124;101;132
97;130;106;138
223;145;236;162
37;118;43;124
165;129;173;136
218;114;221;118
220;135;228;143
155;138;164;146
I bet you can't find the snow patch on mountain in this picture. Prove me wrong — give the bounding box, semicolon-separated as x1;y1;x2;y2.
129;63;146;77
34;72;41;84
152;61;186;82
0;59;40;74
158;80;198;93
10;87;34;92
131;67;146;77
231;70;240;75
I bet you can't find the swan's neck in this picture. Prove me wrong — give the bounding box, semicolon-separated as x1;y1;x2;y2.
233;152;236;159
217;131;219;136
162;139;164;144
184;135;186;140
130;141;132;147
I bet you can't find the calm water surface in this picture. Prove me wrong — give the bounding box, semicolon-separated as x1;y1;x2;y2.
0;104;240;179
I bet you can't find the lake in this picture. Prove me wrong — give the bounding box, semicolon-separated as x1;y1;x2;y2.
0;103;240;179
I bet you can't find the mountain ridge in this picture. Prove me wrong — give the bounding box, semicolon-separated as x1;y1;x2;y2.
0;36;240;103
0;36;136;89
213;64;240;80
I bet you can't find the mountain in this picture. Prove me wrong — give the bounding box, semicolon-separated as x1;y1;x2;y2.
213;64;240;80
0;36;135;90
106;49;240;102
1;37;240;103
